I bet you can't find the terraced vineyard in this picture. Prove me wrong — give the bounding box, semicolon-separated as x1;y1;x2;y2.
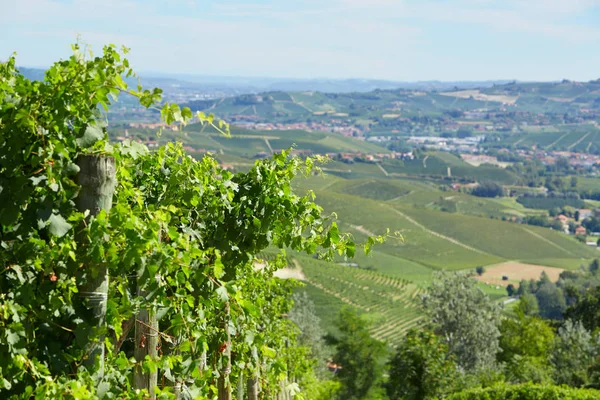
296;256;425;345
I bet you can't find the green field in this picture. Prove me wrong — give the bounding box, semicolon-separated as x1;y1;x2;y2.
295;256;425;345
284;170;598;342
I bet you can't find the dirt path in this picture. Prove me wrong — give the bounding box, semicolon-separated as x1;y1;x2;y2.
545;132;570;150
290;95;313;112
386;206;490;255
264;139;274;154
513;137;526;146
321;167;352;173
377;163;389;177
567;132;590;150
350;224;376;237
388;191;414;202
273;258;307;280
422;155;429;168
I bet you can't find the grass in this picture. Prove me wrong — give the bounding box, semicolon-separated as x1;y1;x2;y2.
477;282;509;302
314;190;503;270
339;249;434;285
309;187;597;271
517;258;593;270
397;205;598;262
577;177;600;192
380;154;520;185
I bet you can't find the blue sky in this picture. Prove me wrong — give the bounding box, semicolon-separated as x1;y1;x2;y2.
1;0;599;81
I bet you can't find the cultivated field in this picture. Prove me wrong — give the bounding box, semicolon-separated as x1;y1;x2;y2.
439;89;518;104
296;256;425;345
476;261;564;286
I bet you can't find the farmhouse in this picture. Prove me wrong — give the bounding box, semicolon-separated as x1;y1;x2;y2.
579;209;593;220
576;226;587;236
555;215;569;224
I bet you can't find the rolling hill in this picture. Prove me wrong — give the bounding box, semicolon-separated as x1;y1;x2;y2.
182;80;600;123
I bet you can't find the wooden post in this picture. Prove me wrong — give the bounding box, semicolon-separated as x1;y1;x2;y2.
247;375;259;400
76;155;117;375
218;302;232;400
134;223;160;397
236;370;244;400
134;302;158;397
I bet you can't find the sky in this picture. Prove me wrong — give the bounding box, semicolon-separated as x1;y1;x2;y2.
1;0;600;82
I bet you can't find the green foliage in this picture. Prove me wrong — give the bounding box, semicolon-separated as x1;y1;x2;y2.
289;292;330;375
565;286;600;332
499;313;555;383
551;320;600;387
471;182;505;198
0;45;365;398
386;329;460;400
422;271;502;372
536;283;567;320
330;308;388;400
515;294;540;317
446;383;600;400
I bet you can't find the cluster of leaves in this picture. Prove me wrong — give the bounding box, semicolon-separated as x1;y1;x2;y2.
386;329;461;400
421;271;502;373
446;383;600;400
0;45;364;398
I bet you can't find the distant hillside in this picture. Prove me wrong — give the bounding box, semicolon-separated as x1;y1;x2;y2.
18;66;513;94
182;80;600;125
110;123;388;157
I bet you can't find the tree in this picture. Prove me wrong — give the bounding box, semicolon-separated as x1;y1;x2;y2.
387;329;460;400
516;293;540;316
537;271;552;289
575;210;581;222
516;280;529;296
289;291;330;375
565;286;600;332
551;320;599;387
457;127;473;138
472;182;504;198
506;284;516;297
476;266;485;276
583;217;600;233
422;271;502;372
571;176;579;188
591;259;600;274
330;308;387;399
536;282;567;320
499;311;554;383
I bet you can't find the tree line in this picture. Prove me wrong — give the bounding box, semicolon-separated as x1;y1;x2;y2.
308;265;600;399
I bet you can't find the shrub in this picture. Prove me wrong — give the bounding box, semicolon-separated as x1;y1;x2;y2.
472;182;505;198
446;383;600;400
